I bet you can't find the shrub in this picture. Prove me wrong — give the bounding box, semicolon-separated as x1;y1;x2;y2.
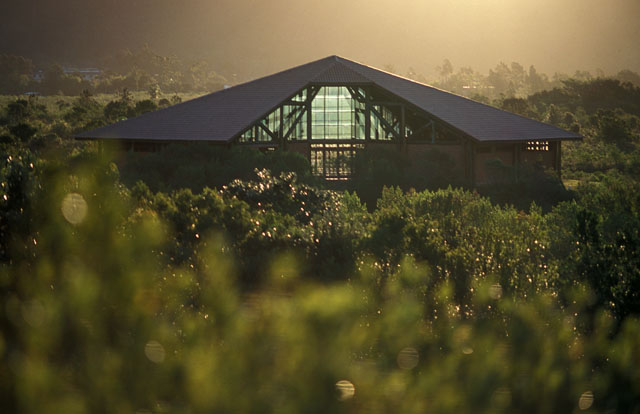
2;155;640;412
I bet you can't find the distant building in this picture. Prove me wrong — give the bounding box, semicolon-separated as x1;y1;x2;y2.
33;70;44;83
63;67;102;81
77;56;580;185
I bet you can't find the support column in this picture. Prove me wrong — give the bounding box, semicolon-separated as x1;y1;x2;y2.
513;143;520;182
400;104;406;154
306;87;313;142
469;142;476;186
364;90;371;142
556;141;562;178
279;106;285;150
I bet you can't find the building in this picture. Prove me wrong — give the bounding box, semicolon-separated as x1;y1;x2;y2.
77;56;581;185
63;67;102;81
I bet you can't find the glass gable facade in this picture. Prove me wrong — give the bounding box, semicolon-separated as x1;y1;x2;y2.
238;85;417;179
239;86;404;143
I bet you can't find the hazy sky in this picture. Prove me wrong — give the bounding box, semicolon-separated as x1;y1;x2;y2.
2;0;639;80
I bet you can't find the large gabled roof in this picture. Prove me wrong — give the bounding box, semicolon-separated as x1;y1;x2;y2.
77;55;581;143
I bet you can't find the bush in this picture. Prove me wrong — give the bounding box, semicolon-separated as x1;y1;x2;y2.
547;176;640;324
350;146;464;207
119;145;314;192
2;155;640;412
481;159;573;212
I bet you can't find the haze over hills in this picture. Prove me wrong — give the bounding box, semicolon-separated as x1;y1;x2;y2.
1;0;639;81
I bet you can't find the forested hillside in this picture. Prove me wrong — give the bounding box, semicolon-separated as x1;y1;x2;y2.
1;75;639;412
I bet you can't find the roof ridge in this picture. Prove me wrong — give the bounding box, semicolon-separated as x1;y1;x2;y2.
210;55;336;95
309;58;373;84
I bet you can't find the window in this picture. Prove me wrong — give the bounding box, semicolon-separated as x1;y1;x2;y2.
310;143;363;180
239;101;306;143
239;86;403;144
311;87;365;140
370;106;397;141
525;141;549;151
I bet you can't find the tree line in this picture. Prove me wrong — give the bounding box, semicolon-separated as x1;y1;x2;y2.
4;49;640;100
0;47;227;96
406;58;640;102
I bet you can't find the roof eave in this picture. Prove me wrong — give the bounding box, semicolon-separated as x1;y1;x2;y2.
75;135;233;143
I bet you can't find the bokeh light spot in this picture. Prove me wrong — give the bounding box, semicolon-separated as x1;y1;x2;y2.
144;340;166;364
492;387;512;407
21;300;46;328
397;347;419;370
61;193;88;225
336;380;355;401
579;391;594;410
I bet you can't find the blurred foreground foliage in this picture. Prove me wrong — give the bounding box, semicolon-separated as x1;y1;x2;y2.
1;147;640;413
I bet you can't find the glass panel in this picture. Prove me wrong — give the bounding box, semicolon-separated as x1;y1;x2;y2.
339;111;351;123
239;126;255;143
326;98;338;110
311;144;360;178
299;112;308;140
257;126;270;142
312;125;324;138
238;88;314;143
339;125;352;139
325;150;337;177
369;104;399;141
287;110;307;141
311;150;324;176
292;89;306;102
309;86;362;140
326;125;338;139
338;152;352;177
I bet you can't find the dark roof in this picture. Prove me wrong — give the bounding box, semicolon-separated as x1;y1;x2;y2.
77;56;581;143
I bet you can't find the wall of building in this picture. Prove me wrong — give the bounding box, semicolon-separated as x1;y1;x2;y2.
406;143;466;171
107;137;561;187
520;141;559;171
286;142;310;159
287;141;469;182
474;144;515;184
473;141;560;185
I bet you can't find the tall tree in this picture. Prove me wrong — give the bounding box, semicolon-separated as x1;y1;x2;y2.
0;54;34;94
